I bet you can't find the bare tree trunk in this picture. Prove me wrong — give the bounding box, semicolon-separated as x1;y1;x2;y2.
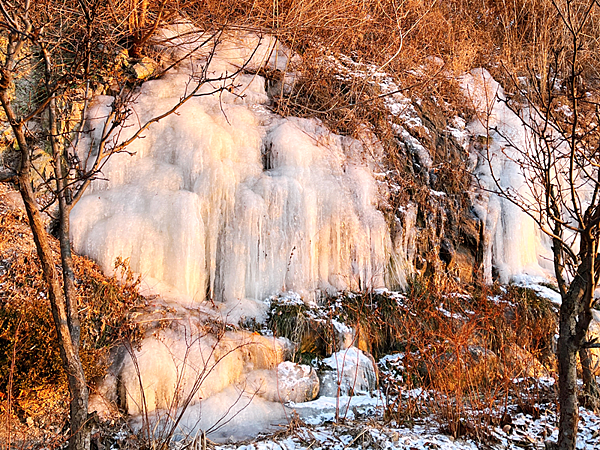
557;252;595;450
47;90;81;349
557;317;578;450
47;88;90;450
0;89;90;450
579;348;599;411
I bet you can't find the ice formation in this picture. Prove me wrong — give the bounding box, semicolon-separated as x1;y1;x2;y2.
461;68;553;283
74;30;394;440
71;29;567;440
118;329;288;415
319;347;378;397
71;31;395;313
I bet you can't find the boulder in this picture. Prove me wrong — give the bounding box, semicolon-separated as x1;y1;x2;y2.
433;345;499;390
503;343;549;378
130;57;158;79
318;347;378;397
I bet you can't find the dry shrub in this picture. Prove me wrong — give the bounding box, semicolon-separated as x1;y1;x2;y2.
383;280;558;439
264;276;558;440
266;278;557;440
0;202;147;418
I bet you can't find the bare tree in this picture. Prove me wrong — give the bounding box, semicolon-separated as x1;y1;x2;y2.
481;1;600;449
0;1;255;448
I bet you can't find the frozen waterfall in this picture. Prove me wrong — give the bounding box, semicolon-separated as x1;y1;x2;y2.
70;32;563;441
70;31;396;315
461;68;553;284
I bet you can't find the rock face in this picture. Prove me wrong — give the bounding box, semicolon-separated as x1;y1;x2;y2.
246;362;320;403
318;347;378;397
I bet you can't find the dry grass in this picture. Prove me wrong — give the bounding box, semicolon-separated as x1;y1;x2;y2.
267;278;558;441
175;1;600;77
0;186;147;441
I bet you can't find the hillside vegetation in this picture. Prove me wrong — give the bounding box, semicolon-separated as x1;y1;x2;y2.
1;0;599;449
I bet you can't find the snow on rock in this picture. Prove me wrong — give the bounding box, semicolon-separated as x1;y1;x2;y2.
512;274;563;305
319;347;378;397
462;68;552;283
290;393;382;424
246;361;320;403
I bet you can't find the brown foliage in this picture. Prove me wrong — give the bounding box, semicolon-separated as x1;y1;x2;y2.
0;190;147;409
267;278;558;440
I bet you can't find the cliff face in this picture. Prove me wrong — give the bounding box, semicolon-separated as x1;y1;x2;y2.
64;34;511;307
0;25;567;445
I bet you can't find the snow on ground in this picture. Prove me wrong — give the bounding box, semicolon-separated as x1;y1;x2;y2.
199;390;600;450
231;422;480;450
